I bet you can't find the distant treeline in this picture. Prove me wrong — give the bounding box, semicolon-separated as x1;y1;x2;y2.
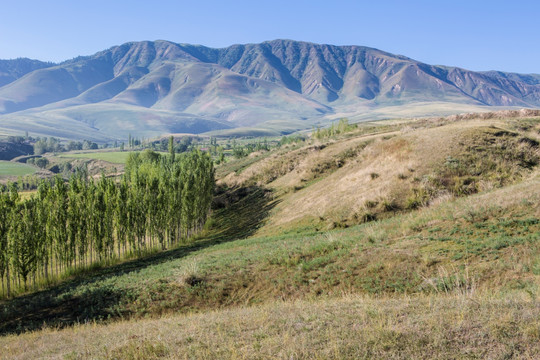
0;150;214;297
2;135;99;155
34;138;99;155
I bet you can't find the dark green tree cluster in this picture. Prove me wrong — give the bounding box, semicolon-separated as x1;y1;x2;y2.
152;136;196;153
27;157;49;169
33;138;98;155
6;136;27;144
0;150;214;298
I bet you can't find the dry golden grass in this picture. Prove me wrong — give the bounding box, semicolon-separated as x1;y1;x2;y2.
1;293;538;360
237;115;539;234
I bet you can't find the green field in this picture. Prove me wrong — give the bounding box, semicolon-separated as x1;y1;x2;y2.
58;151;134;164
59;150;171;164
0;161;37;177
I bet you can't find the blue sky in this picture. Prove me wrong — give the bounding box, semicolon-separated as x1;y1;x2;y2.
0;0;538;73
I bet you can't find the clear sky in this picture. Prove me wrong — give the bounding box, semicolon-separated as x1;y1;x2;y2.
0;0;538;73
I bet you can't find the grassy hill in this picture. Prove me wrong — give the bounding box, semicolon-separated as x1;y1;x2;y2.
0;112;539;358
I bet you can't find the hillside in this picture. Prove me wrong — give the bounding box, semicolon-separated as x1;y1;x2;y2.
0;140;33;160
0;112;539;358
0;40;539;140
0;58;53;88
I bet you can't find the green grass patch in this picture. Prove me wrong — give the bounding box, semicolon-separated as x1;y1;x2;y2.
58;151;134;164
58;150;166;164
0;161;37;177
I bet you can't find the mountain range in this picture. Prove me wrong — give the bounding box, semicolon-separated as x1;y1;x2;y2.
0;39;539;141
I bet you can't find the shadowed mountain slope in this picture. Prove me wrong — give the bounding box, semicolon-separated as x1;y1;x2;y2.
0;58;54;88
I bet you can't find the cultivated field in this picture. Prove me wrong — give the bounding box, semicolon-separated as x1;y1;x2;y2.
57;151;134;164
58;150;170;164
0;161;36;177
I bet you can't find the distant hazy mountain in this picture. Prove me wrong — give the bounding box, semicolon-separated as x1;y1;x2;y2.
0;40;538;141
0;58;53;87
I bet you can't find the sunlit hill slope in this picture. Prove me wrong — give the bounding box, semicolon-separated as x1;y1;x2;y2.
0;111;539;359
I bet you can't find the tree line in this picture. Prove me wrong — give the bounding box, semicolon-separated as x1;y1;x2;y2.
33;137;99;155
0;150;214;298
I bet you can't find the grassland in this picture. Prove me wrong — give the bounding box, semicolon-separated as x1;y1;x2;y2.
2;294;538;360
58;151;134;164
0;160;36;177
0;171;538;358
57;150;169;165
1;112;539;358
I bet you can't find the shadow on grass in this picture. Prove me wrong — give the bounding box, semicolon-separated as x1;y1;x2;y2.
0;185;278;335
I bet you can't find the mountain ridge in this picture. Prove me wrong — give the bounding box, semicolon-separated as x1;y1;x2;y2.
0;39;539;140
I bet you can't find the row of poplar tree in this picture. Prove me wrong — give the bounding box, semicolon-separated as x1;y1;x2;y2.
0;150;214;297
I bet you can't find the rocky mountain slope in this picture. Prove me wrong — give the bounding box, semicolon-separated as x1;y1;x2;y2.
0;40;539;140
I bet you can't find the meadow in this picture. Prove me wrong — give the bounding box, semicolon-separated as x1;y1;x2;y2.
57;151;134;164
58;150;173;165
0;161;36;177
